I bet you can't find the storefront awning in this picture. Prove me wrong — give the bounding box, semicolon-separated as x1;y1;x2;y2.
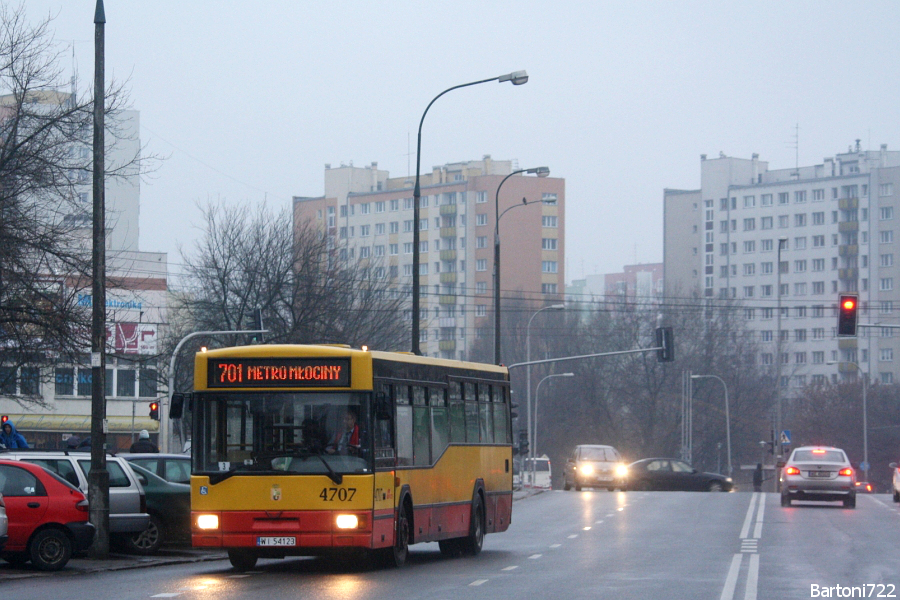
4;414;160;433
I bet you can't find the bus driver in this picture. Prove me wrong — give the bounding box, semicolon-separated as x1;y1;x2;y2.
326;408;360;456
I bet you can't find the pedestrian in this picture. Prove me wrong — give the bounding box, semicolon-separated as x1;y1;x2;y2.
1;420;29;449
66;434;82;449
753;463;765;492
129;429;159;453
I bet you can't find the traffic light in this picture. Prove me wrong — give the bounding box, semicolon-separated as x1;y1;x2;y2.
837;293;859;337
149;402;159;421
1;415;8;424
250;307;265;343
656;326;674;362
510;401;519;420
517;430;530;456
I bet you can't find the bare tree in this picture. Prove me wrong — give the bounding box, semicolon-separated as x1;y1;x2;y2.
0;4;152;405
177;200;409;362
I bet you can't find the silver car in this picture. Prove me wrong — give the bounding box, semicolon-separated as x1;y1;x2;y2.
780;446;856;508
0;491;7;552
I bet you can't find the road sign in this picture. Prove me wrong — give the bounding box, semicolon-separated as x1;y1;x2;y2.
860;461;870;472
780;430;791;445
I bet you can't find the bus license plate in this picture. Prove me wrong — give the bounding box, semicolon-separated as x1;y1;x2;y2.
257;536;296;547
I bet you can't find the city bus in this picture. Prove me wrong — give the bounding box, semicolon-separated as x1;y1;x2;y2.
184;344;513;570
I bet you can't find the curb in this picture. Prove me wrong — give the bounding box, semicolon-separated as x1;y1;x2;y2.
0;549;228;581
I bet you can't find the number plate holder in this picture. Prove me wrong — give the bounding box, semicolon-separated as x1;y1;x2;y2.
808;471;831;478
257;536;296;547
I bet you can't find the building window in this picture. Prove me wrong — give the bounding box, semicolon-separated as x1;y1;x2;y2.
794;282;807;295
403;220;414;233
761;285;772;297
403;242;413;254
743;241;756;253
476;259;487;272
795;191;807;204
743;263;755;276
881;206;894;221
881;278;894;291
542;283;558;294
476;214;488;226
389;244;398;255
374;245;385;257
881;372;894;384
743;195;756;208
812;281;825;295
476;191;488;204
812;212;825;225
743;218;756;231
794;260;807;273
761;194;773;206
778;192;789;205
743;286;754;297
881;230;893;244
542;216;558;228
761;216;773;230
476;281;487;294
880;348;894;362
375;223;385;235
476;236;487;249
360;246;370;259
794;214;807;227
880;183;894;197
542;238;558;250
476;305;487;317
813;189;825;202
403;198;414;210
360;225;370;237
778;215;789;228
542;261;558;273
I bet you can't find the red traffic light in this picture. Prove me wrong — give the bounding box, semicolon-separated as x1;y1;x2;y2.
842;298;856;311
1;415;8;424
837;293;859;336
149;402;160;420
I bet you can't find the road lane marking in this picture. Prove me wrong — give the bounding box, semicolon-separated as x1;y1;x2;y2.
567;534;578;538
226;575;251;579
719;554;743;600
502;566;518;571
739;493;758;539
605;513;614;517
753;495;765;539
550;544;561;548
470;580;488;586
151;595;181;599
595;520;604;524
583;526;591;530
744;553;759;600
529;554;543;559
740;539;758;553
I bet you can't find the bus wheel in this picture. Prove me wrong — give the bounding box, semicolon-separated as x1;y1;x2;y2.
228;549;259;571
383;504;410;568
461;494;485;556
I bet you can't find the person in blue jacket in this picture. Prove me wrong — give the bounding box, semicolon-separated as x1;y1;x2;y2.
0;420;29;449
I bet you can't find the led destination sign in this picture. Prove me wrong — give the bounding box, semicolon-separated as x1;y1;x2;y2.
207;357;351;388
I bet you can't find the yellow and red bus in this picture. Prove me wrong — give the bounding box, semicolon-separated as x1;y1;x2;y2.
186;344;513;570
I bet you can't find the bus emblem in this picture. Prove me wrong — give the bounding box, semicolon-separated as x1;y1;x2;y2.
271;484;282;501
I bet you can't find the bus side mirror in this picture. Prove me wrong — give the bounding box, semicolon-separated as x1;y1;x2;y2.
170;393;192;419
375;392;391;421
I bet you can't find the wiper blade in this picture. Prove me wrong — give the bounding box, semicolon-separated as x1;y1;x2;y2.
257;450;343;485
313;452;343;485
204;466;280;485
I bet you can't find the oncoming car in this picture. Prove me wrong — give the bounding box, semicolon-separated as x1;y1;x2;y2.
563;445;626;491
780;446;856;508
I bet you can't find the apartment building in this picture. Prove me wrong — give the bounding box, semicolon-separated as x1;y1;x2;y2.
664;144;900;388
293;157;565;360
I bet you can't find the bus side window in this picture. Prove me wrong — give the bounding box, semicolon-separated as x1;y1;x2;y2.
396;404;413;466
491;385;509;444
430;387;449;461
465;401;479;443
448;381;465;443
413;403;431;466
374;383;395;468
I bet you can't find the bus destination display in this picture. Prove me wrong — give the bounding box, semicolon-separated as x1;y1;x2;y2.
207;357;351;388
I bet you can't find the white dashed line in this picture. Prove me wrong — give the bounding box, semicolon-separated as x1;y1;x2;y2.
567;534;578;539
528;554;543;559
595;520;604;524
583;526;591;530
550;543;561;548
470;580;489;587
502;566;519;571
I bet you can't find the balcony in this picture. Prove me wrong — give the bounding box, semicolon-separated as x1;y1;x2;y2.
440;227;457;238
439;317;457;328
440;249;457;262
837;362;859;374
838;268;858;280
439;340;457;352
439;295;456;305
839;197;859;210
838;221;859;233
440;272;457;284
439;204;457;215
838;245;859;257
838;338;858;350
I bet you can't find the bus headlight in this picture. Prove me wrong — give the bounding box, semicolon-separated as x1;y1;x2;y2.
196;514;219;530
336;514;359;529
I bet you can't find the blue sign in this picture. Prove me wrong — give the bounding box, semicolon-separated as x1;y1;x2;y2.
780;430;791;445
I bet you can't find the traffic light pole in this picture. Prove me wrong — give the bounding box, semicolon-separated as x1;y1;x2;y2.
165;329;266;452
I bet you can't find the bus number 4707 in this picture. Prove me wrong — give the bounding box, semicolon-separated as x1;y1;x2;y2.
320;487;357;502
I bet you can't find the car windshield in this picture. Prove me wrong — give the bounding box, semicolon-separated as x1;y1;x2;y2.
579;447;613;461
792;450;846;463
526;459;551;472
194;391;373;476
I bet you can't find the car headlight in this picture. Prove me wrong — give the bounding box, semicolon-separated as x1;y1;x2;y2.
615;464;628;478
580;464;594;475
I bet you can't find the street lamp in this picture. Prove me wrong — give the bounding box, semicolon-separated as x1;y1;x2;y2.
410;70;529;355
775;235;788;463
525;303;565;473
827;360;868;481
494;166;550;364
691;374;732;476
531;372;574;486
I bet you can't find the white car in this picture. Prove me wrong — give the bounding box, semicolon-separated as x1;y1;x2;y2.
0;491;7;552
780;446;856;508
889;461;900;503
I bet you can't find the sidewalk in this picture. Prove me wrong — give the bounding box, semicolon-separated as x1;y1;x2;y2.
0;546;228;581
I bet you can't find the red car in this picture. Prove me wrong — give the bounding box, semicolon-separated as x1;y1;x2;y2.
0;459;94;571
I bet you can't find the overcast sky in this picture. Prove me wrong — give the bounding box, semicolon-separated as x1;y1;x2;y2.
25;1;900;282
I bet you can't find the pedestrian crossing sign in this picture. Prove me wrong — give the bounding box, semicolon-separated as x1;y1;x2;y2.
780;430;791;445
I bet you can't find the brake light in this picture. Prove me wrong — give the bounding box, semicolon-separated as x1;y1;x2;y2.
866;484;873;492
784;466;801;475
812;449;826;454
839;468;853;477
76;499;89;512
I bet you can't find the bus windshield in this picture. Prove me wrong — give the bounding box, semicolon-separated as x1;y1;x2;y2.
193;391;372;477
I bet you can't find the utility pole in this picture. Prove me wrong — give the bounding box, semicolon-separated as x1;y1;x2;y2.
88;0;110;558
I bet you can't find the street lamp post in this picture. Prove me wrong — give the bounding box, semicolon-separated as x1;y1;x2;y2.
411;70;529;355
776;236;788;463
531;372;574;486
691;374;732;476
494;166;550;364
827;360;868;481
525;303;565;481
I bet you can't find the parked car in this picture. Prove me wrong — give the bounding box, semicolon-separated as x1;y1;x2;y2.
119;453;191;484
890;461;900;503
563;444;627;491
854;481;876;494
0;460;94;570
0;450;150;541
124;463;191;554
0;491;7;552
780;446;856;508
624;458;734;492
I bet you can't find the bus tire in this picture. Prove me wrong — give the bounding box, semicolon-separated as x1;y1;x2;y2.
228;549;259;571
460;494;485;556
382;502;410;568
